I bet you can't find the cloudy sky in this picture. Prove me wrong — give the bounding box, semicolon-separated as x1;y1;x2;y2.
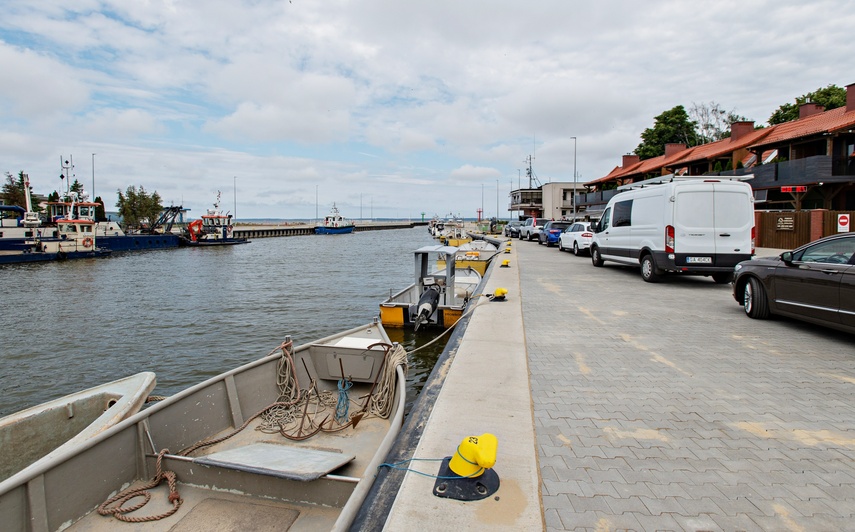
1;1;852;220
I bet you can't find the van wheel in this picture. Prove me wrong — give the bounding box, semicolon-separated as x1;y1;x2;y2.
640;254;660;283
591;246;604;267
743;277;770;319
712;273;732;284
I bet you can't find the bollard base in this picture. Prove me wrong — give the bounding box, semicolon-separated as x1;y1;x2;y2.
432;457;500;501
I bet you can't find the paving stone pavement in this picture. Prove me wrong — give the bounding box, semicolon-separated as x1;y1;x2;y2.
515;240;855;531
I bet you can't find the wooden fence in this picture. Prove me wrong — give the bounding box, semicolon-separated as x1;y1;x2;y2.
755;210;854;249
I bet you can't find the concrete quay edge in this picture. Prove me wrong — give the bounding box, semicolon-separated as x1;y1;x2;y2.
383;238;544;530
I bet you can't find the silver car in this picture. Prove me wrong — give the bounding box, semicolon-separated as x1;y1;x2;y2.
558;222;594;255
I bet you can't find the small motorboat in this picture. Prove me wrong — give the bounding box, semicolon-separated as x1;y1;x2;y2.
435;240;499;276
0;372;156;484
0;320;406;532
380;245;483;330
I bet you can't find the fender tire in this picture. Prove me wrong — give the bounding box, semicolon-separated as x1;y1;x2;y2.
591;246;604;267
743;277;770;319
640;254;660;283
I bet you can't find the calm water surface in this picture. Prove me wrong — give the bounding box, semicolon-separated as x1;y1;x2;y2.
0;227;446;416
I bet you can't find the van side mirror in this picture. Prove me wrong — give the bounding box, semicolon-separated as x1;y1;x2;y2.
781;251;793;264
592;221;600;233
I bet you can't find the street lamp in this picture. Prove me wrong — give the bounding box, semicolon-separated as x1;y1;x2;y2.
571;137;577;220
233;176;237;222
91;153;96;198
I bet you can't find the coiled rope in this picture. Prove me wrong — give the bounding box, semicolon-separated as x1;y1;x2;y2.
97;449;181;522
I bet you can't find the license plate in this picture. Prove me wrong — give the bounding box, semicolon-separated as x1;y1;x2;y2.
686;256;712;264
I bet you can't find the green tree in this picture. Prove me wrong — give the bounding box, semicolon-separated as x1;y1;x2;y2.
635;105;698;160
116;185;163;230
93;196;107;221
1;171;27;207
768;84;847;125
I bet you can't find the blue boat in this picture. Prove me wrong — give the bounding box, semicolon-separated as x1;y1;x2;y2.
315;204;355;235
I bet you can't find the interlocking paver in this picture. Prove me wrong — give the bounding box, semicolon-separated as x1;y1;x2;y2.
517;242;855;530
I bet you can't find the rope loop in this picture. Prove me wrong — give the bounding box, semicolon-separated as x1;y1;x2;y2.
97;449;182;522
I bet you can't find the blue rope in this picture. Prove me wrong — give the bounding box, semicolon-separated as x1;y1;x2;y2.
335;378;352;423
377;457;484;479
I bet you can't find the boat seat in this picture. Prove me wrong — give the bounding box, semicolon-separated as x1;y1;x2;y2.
193;442;354;481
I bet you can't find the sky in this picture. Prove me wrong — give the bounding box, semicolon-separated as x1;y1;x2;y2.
1;1;853;221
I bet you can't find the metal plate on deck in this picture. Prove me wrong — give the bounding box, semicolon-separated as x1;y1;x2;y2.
194;443;354;481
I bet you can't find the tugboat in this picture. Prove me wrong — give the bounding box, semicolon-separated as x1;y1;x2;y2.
315;203;355;234
180;191;250;246
0;176;111;264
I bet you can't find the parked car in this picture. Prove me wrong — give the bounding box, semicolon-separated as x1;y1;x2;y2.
504;221;522;238
559;221;594;255
539;221;572;246
590;177;755;283
733;232;855;334
519;217;549;241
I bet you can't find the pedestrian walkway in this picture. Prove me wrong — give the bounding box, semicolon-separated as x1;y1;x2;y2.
519;240;855;530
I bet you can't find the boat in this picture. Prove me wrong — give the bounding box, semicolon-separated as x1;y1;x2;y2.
0;320;407;532
380;245;483;330
315;204;355;235
0;178;112;264
436;240;500;276
436;218;471;247
179;191;250;246
0;372;156;484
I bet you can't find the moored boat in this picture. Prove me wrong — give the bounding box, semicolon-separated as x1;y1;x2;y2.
380;245;482;330
0;372;156;484
180;191;249;246
436;240;500;276
315;203;355;235
0;320;406;532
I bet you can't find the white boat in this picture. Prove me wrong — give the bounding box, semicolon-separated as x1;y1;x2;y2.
0;320;406;532
0;372;156;484
380;245;482;330
436;240;500;276
181;191;249;246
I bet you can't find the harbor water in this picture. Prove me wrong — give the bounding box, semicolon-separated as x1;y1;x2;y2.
0;226;447;417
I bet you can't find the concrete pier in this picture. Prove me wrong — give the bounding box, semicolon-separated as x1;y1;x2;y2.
233;221;425;239
383;239;855;530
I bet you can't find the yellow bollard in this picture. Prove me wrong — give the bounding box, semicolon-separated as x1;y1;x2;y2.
433;433;501;500
448;433;498;477
500;259;510;268
492;287;508;300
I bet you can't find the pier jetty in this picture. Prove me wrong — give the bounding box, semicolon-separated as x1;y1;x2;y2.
368;238;855;530
233;220;426;239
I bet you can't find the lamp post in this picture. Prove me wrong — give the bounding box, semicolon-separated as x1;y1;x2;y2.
571;136;577;221
233;176;237;222
91;153;95;198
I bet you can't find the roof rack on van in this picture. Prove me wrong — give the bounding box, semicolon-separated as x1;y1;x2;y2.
616;173;754;191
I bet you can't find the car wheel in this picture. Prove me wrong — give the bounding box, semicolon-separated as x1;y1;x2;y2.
558;240;565;252
640;254;660;283
743;277;770;319
591;246;604;267
573;241;580;256
712;273;732;284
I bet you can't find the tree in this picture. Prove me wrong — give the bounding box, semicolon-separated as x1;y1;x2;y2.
94;196;107;221
635;105;698;160
689;102;749;143
116;185;163;230
768;84;847;125
1;171;27;208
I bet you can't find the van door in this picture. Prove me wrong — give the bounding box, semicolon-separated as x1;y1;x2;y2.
711;182;754;265
673;183;716;263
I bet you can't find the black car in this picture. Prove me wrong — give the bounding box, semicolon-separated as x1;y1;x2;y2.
733;233;855;334
504;221;522;238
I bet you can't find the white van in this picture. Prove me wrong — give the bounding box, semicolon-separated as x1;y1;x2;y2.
590;176;755;283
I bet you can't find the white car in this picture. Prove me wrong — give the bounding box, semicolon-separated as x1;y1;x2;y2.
558;222;594;255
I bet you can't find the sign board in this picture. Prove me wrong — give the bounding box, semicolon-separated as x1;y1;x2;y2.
840;214;851;233
781;186;807;193
776;215;795;231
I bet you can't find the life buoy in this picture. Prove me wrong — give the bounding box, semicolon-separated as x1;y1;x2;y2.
82;237;93;248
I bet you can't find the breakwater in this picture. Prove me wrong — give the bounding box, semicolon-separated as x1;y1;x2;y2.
234;221;427;239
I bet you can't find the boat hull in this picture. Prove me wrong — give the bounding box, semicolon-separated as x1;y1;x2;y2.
0;372;156;484
314;226;354;235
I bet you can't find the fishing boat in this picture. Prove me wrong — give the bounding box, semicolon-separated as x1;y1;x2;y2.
380;245;483;330
437;221;471;247
435;240;500;276
0;372;156;484
315;204;355;235
0;320;406;532
180;191;249;246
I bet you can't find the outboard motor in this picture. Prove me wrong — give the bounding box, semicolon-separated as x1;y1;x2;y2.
410;286;440;331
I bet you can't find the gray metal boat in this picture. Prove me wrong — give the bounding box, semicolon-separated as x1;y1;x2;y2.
0;319;406;531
